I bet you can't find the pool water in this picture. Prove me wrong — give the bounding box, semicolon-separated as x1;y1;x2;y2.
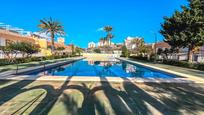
28;59;177;78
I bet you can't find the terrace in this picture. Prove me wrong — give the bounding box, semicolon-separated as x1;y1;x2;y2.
0;29;35;43
0;56;204;115
0;0;204;114
0;77;204;115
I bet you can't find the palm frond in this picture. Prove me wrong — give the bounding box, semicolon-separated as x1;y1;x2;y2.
38;17;65;37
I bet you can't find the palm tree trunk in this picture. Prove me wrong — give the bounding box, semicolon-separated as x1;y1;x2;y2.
51;32;55;53
108;32;110;46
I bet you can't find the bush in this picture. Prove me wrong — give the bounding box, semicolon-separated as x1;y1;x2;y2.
0;59;11;65
94;48;101;53
121;46;130;57
197;64;204;70
129;56;148;61
163;60;204;71
129;55;204;71
129;55;155;62
0;54;79;66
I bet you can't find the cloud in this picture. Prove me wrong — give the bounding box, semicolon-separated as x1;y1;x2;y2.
34;32;49;38
96;27;104;32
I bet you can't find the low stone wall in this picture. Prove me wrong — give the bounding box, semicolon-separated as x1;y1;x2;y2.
83;53;120;61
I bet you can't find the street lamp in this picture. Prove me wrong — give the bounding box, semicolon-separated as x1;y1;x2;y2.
151;31;158;63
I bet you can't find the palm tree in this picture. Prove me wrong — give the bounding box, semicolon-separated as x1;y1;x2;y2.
38;17;65;52
131;38;145;55
103;26;113;46
104;26;112;33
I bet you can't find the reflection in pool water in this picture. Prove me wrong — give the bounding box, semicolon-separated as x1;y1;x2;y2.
29;60;176;78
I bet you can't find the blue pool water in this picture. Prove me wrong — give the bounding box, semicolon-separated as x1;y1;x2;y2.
28;59;177;78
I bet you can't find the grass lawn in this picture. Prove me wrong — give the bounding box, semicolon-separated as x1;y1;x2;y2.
0;58;70;73
0;79;204;115
127;58;204;79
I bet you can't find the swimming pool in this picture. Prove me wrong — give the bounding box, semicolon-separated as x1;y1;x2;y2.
27;59;177;78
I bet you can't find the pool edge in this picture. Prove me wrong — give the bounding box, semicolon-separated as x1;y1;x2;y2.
116;57;204;83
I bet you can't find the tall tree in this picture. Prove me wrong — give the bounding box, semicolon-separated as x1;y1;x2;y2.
161;0;204;62
131;38;144;49
0;42;39;62
131;38;150;55
160;11;185;53
182;0;204;61
122;46;130;57
75;47;83;55
0;42;18;62
18;42;40;57
38;17;65;53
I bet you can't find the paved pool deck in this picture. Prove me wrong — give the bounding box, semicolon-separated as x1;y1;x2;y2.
1;80;203;115
1;75;194;83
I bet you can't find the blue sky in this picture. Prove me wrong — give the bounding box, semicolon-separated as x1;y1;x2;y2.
0;0;187;48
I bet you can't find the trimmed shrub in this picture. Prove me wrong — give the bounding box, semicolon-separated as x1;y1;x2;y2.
162;60;204;71
121;46;130;57
0;54;80;66
129;55;155;62
0;59;11;65
94;48;101;53
129;56;204;71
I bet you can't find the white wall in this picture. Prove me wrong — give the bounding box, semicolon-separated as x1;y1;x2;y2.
83;53;121;61
0;38;6;46
197;56;204;63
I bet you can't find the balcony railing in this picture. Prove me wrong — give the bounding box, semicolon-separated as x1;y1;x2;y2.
0;29;35;42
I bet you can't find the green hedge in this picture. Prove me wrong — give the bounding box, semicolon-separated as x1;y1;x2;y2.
129;56;204;71
0;54;78;66
129;55;155;62
163;60;204;71
0;59;11;66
